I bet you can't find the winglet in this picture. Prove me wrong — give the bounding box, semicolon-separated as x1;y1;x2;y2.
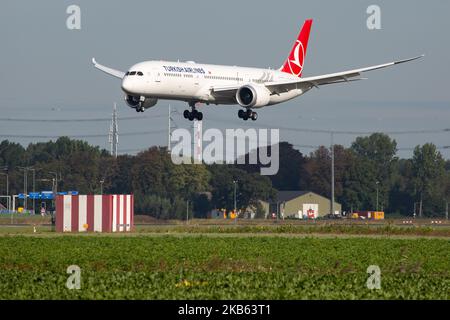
91;58;125;79
393;54;424;65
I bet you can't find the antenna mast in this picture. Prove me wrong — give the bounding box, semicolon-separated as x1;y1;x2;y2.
109;103;119;157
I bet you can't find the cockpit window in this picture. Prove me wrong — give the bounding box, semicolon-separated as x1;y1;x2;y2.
137;71;144;76
129;71;137;76
125;71;130;76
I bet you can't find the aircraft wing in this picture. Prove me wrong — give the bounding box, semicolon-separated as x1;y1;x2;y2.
264;55;424;93
210;55;423;98
211;84;242;97
92;58;125;79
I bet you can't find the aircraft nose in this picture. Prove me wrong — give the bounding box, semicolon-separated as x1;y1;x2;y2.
121;78;132;94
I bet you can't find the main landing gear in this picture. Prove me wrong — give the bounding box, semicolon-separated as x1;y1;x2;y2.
183;102;203;121
238;109;258;121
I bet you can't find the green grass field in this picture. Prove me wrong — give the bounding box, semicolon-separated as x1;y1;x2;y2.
0;234;449;299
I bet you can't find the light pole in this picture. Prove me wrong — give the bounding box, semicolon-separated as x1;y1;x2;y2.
49;171;59;213
18;166;32;211
375;181;380;211
38;178;53;215
413;202;418;219
100;179;105;195
446;201;448;220
233;180;237;222
186;200;189;224
330;132;335;216
276;201;279;222
29;168;37;214
0;168;9;211
49;172;59;194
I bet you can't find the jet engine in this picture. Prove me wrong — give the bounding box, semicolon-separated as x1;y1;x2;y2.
235;84;271;108
125;95;158;110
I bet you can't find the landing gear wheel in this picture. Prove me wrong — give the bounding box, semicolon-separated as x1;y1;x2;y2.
185;102;203;121
251;112;258;121
238;109;245;119
242;113;249;121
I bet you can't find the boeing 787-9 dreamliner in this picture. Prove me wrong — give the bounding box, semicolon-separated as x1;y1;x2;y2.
93;19;422;121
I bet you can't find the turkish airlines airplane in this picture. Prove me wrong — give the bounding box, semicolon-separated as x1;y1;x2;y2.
93;19;422;121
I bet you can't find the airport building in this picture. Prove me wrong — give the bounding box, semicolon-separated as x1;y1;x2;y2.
260;191;342;219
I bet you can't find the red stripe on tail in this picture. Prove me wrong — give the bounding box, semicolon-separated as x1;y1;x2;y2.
280;19;313;77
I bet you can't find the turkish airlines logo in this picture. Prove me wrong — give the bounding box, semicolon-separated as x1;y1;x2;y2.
287;40;305;76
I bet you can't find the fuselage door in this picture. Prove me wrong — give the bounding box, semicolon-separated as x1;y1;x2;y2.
153;68;161;82
194;74;200;86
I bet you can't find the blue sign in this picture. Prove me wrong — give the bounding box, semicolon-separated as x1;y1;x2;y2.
28;192;40;199
17;191;78;200
41;192;53;200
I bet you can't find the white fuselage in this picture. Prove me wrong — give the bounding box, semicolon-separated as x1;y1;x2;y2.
120;60;309;107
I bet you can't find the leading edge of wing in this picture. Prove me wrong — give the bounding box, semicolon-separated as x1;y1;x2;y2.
92;58;125;79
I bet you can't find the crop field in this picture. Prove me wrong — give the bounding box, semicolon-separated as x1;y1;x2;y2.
0;234;449;299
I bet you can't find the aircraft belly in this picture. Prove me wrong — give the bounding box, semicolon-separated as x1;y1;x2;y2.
268;88;308;105
141;82;200;101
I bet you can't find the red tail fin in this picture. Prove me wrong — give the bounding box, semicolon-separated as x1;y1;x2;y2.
280;19;313;77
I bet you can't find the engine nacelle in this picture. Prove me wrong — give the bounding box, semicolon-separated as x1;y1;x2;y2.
125;95;139;107
125;95;158;109
235;84;270;108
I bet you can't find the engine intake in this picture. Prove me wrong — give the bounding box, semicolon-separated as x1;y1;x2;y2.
125;95;139;107
125;95;158;110
236;84;270;108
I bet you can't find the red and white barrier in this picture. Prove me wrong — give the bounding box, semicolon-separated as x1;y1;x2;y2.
56;195;134;232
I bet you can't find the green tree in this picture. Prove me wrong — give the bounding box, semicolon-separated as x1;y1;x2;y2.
412;143;447;217
0;140;26;168
193;193;212;218
236;142;307;191
131;147;172;197
350;133;398;211
388;159;415;216
108;155;134;194
208;165;275;211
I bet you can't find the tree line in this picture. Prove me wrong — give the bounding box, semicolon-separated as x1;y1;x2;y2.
0;134;449;218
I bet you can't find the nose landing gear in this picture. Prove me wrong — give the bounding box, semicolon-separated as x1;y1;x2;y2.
136;96;146;112
183;102;203;121
238;109;257;121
